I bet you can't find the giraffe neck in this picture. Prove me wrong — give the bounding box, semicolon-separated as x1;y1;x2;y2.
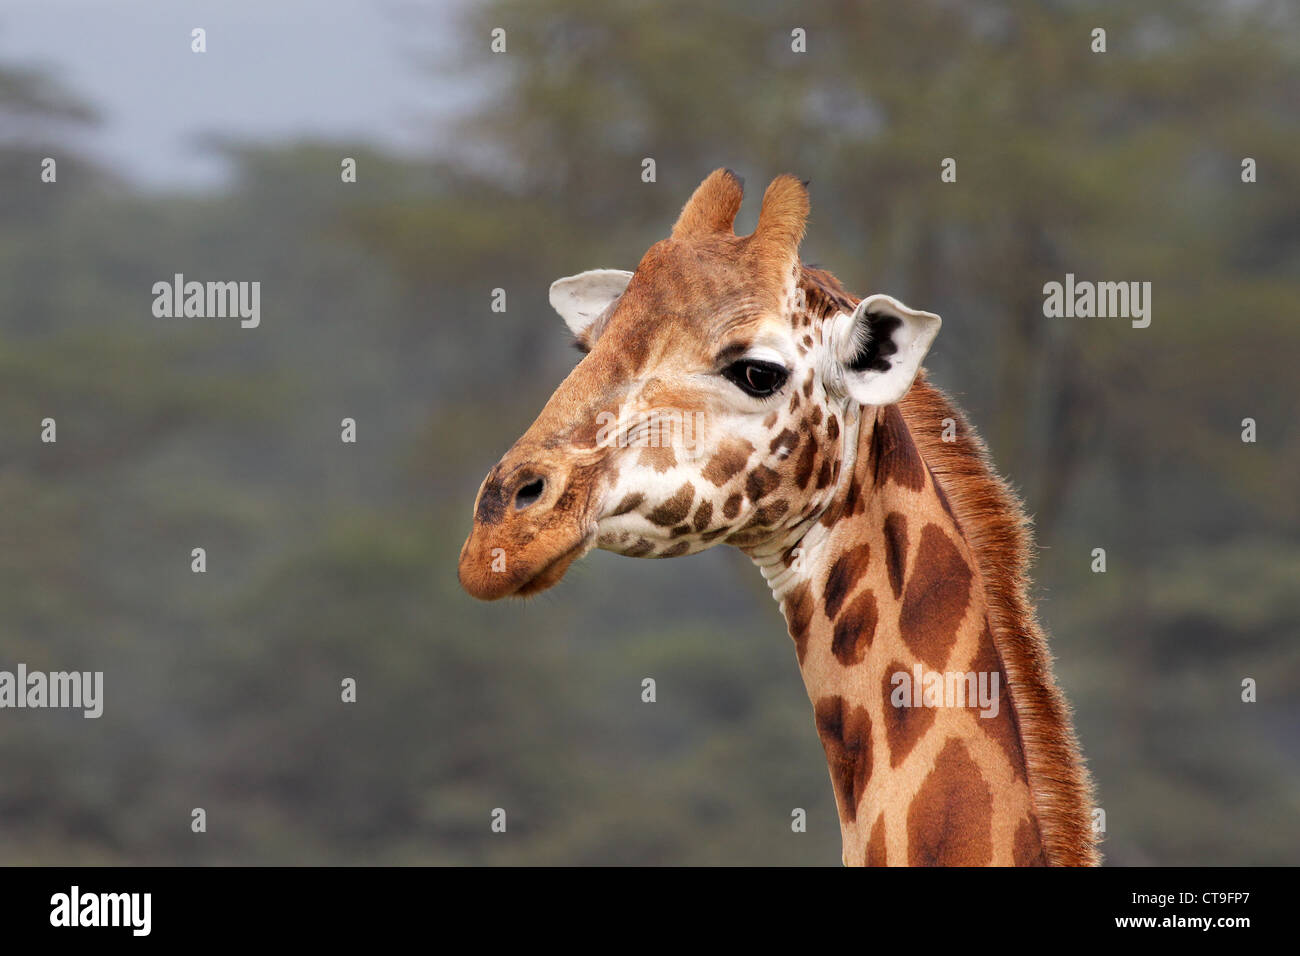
753;402;1048;866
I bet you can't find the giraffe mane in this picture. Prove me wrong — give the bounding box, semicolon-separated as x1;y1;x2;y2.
800;266;1101;866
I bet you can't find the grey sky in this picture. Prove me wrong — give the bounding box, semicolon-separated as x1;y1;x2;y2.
0;0;467;190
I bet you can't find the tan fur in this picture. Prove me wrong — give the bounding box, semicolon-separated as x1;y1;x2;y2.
672;168;745;239
900;375;1100;866
460;171;1098;865
750;174;810;267
801;272;1099;866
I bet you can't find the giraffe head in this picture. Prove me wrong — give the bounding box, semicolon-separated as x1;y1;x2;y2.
459;169;941;600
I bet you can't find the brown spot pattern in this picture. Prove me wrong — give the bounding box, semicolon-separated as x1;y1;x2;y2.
692;500;713;532
794;441;817;490
753;500;789;525
968;623;1028;785
865;815;888;866
881;662;937;767
882;511;909;600
907;739;994;866
931;467;958;524
610;492;643;517
831;590;878;666
745;465;780;503
769;429;799;457
784;582;814;665
814;696;872;823
823;542;870;620
1013;815;1047;866
845;471;866;516
702;438;753;486
646;483;695;527
898;523;972;669
872;405;926;492
638;444;677;473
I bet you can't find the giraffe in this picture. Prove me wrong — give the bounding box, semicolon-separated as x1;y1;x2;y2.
458;169;1099;866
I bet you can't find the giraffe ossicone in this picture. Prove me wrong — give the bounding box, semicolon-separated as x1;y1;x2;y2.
458;168;1099;867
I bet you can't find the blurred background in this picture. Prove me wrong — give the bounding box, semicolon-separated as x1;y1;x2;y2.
1;0;1296;865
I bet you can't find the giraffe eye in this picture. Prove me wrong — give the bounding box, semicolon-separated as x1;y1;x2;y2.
723;359;789;398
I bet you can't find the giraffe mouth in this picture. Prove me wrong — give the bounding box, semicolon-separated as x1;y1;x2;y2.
511;531;596;598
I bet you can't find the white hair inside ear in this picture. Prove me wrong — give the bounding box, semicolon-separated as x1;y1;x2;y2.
548;269;634;338
828;293;942;407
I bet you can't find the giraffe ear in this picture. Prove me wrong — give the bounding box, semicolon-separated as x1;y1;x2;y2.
835;294;941;406
548;269;633;338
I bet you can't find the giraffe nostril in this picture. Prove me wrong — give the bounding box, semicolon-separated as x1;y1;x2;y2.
514;477;546;511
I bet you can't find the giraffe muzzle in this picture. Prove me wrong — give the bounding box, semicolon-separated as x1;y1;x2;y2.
458;457;598;600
